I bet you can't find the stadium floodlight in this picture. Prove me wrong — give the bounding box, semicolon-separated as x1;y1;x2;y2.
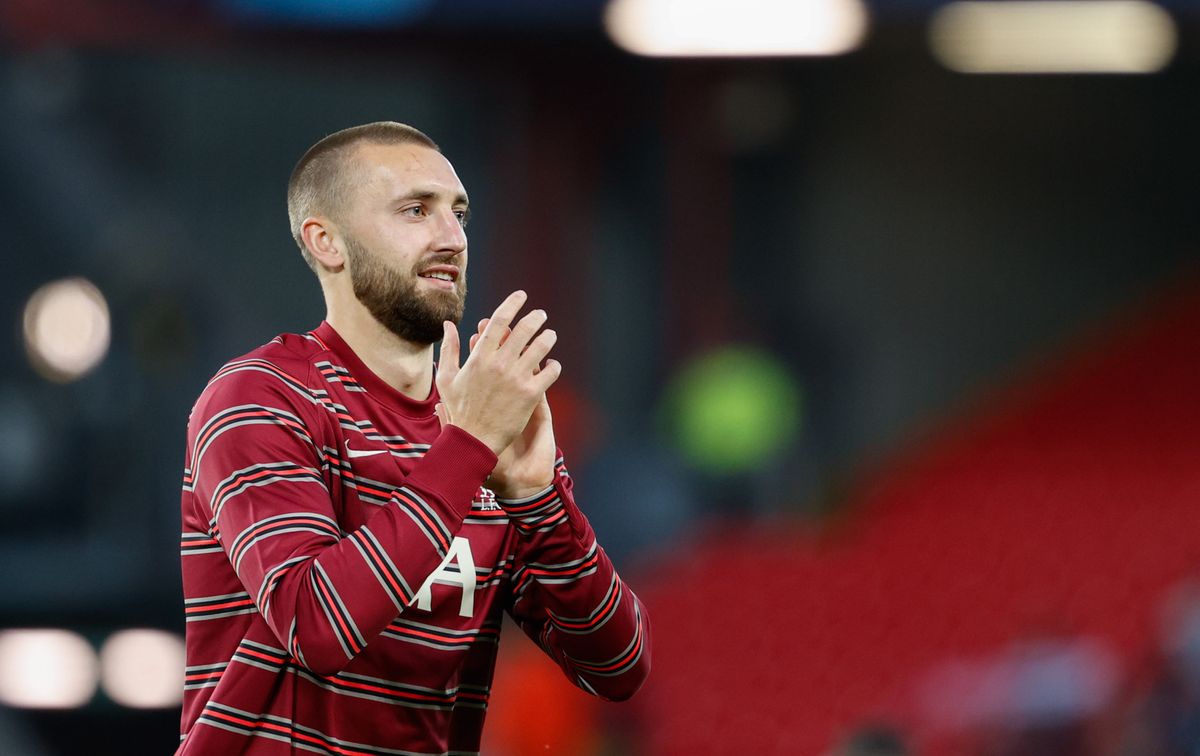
930;1;1177;74
100;629;186;708
0;629;98;708
604;0;869;57
22;277;111;383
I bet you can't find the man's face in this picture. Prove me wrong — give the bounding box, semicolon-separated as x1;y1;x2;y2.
338;142;470;344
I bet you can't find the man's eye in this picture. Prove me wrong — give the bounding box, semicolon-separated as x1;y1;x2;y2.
401;205;425;217
454;211;469;228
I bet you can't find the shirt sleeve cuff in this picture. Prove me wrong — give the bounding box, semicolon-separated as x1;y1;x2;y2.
402;424;498;511
496;484;567;535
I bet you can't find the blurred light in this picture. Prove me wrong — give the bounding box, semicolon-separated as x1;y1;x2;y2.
663;346;802;474
0;629;98;708
22;277;111;383
604;0;868;57
100;629;185;708
930;1;1177;74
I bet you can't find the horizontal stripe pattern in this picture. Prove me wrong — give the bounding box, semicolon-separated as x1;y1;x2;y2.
185;591;257;623
195;701;461;756
511;541;601;600
348;526;414;611
567;600;647;678
208;360;321;411
311;561;367;660
381;619;500;653
192;403;316;484
227;512;340;573
204;359;415;456
180;531;222;556
547;574;624;635
316;360;367;393
256;555;311;620
464;493;509;526
210;461;326;521
184;661;228;690
496;485;566;534
323;450;401;506
392;487;451;556
232;640;490;711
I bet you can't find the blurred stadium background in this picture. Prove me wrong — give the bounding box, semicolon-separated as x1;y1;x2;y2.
2;0;1200;753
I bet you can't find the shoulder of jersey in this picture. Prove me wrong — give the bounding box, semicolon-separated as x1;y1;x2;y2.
263;330;332;363
208;330;331;389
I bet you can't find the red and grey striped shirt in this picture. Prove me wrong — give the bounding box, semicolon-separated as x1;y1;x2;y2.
177;321;650;755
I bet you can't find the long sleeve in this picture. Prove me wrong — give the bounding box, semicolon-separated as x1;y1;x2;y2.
186;361;497;676
502;454;652;701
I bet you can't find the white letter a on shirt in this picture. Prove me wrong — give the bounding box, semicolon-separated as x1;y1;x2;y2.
414;536;476;618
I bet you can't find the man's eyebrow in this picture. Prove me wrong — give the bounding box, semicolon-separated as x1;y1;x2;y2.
394;188;470;206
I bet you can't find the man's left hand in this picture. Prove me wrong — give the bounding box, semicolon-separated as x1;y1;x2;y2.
488;393;556;499
437;317;557;499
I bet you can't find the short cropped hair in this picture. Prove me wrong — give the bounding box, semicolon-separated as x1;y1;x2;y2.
287;122;440;272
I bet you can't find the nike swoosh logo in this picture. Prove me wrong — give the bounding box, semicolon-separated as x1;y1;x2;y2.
345;441;387;459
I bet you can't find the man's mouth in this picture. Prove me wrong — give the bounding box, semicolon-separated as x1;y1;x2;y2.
418;266;459;285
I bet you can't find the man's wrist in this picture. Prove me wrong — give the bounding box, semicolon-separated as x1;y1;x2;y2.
444;422;509;457
488;475;554;500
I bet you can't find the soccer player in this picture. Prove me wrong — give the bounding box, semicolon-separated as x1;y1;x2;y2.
177;122;651;755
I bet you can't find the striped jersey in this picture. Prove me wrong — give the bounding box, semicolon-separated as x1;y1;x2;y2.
177;321;651;756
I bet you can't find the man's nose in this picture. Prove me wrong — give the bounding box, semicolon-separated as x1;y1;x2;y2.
434;209;467;254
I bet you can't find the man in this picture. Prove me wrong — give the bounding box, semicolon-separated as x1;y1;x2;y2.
177;122;650;755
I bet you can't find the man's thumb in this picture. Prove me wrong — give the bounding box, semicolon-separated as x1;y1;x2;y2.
437;321;460;388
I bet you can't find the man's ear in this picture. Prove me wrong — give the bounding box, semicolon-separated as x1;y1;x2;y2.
302;217;346;273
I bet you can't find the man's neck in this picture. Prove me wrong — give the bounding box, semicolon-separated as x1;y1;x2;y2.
325;300;435;402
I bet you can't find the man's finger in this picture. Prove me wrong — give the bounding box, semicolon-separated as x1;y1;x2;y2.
436;321;460;388
471;326;511;354
501;308;548;357
478;291;527;349
477;317;515;347
518;328;557;371
534;359;563;392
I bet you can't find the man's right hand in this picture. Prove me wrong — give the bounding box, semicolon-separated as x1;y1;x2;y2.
434;290;561;456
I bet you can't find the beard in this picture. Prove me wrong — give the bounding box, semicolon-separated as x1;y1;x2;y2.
344;235;466;345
